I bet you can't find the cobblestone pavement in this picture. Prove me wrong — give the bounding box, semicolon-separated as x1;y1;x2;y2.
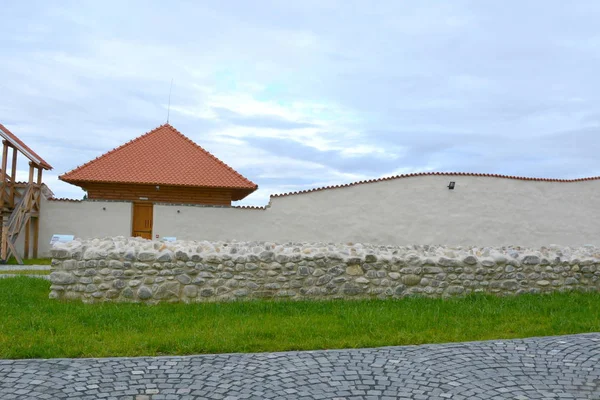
1;334;599;399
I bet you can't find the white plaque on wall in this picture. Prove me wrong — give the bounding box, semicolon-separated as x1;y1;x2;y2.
50;234;74;245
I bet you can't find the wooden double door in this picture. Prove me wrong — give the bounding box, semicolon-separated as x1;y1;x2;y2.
132;203;153;239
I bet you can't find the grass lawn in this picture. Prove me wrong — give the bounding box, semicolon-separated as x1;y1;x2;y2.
0;277;599;359
1;270;51;275
3;257;52;265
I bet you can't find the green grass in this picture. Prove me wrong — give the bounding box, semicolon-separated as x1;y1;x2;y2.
3;257;52;265
0;277;599;359
2;269;50;275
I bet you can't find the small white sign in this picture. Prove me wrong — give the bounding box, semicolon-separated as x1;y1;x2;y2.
50;234;74;245
162;237;177;242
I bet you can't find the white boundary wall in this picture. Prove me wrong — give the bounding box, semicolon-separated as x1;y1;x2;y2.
153;175;600;247
35;175;600;256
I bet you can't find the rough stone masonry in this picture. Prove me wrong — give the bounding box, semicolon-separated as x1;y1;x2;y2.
49;237;600;303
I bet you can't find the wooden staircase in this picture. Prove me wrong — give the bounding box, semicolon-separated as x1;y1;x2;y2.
1;184;40;264
0;125;52;264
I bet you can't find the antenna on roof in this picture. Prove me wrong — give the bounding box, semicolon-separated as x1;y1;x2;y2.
166;78;174;124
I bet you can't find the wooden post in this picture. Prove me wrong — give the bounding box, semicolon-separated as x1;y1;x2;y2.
0;223;5;261
32;217;39;259
0;141;8;210
22;163;36;260
9;146;17;207
33;167;42;258
28;163;34;184
0;141;8;260
24;220;30;259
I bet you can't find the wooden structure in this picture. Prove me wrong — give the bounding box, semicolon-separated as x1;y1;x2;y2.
0;123;53;264
60;124;257;240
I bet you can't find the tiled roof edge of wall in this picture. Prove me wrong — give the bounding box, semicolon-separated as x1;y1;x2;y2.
269;172;600;198
47;198;83;202
154;202;267;210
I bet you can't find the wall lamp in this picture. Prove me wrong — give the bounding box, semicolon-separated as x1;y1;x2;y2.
102;207;106;211
447;181;455;190
177;210;181;214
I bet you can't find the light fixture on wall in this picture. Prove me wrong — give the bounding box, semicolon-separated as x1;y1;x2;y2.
155;185;160;191
448;181;455;190
177;210;181;214
102;207;106;211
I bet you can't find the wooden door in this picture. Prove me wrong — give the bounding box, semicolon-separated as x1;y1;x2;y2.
132;203;153;239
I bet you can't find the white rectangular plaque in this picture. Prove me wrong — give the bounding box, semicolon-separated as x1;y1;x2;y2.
50;234;74;245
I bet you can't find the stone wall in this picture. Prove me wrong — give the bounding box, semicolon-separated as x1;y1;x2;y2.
49;237;600;303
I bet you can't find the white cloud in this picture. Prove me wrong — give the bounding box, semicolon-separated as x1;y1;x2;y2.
1;0;600;207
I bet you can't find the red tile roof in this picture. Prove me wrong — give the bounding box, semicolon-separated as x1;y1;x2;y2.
270;172;600;198
0;123;53;170
59;124;257;193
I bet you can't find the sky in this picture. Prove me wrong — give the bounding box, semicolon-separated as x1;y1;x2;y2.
1;1;600;206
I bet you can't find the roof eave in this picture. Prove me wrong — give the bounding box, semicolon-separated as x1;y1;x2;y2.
0;125;53;170
59;177;257;191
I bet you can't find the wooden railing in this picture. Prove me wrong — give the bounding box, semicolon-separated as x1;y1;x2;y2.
0;175;26;211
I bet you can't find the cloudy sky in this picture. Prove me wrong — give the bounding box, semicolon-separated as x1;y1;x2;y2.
1;1;599;205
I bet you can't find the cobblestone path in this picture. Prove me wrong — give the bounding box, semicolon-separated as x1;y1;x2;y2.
1;333;599;399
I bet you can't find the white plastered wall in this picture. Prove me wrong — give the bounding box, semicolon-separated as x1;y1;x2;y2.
152;175;600;248
36;197;133;256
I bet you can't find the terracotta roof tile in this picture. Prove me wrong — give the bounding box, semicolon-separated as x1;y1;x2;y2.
270;172;600;198
47;197;83;202
59;124;257;193
0;123;53;170
232;205;267;210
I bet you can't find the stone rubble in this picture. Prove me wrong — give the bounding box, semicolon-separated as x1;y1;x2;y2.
49;237;600;303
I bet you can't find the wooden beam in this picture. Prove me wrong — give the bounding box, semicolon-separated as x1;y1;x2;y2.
24;219;30;260
0;220;6;261
7;238;23;265
33;170;41;258
0;141;8;210
1;141;8;180
0;141;8;260
9;146;17;207
28;163;34;184
32;217;39;259
26;164;35;258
